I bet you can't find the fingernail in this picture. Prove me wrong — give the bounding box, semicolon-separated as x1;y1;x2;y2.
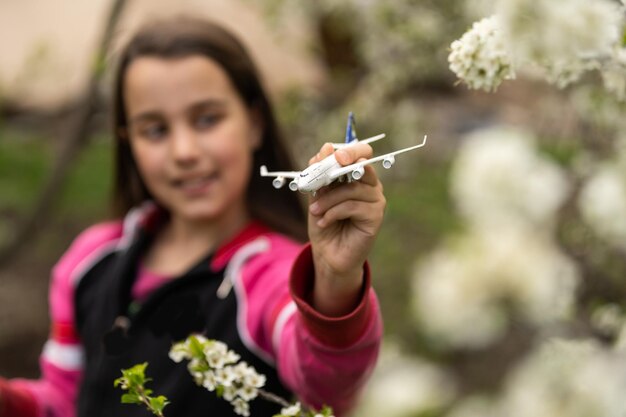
316;218;326;228
309;202;320;215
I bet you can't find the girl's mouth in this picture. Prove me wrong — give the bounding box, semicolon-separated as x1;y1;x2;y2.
173;173;219;193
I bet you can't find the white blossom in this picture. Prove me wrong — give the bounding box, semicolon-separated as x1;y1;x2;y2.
357;1;449;89
446;340;626;416
591;304;624;336
215;366;237;387
448;16;515;92
232;397;251;417
447;397;498;417
601;47;626;101
280;402;302;416
222;385;237;402
236;385;259;402
497;0;621;87
501;339;626;417
202;371;218;391
615;323;626;351
451;127;570;231
353;345;454;417
244;370;266;389
168;344;189;363
412;227;579;348
579;163;626;249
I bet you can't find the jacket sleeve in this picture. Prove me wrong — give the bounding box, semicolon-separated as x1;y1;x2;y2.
0;222;122;417
241;240;383;416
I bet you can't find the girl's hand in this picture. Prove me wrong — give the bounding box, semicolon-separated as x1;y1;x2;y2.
307;142;386;317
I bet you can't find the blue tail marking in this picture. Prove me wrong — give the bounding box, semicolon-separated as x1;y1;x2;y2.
345;112;357;144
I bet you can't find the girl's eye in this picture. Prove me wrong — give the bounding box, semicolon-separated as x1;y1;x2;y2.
140;124;168;140
195;113;221;130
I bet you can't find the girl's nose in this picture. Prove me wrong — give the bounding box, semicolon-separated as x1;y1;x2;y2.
171;128;201;166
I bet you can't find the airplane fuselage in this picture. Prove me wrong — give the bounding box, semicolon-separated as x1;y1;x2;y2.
294;154;342;193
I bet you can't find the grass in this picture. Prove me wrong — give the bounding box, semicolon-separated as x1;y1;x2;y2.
0;127;112;259
0;129;52;211
0;128;112;221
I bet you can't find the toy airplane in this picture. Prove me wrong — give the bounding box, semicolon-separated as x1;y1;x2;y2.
260;112;427;194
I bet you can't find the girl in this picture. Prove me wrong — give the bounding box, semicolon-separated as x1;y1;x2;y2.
0;17;384;417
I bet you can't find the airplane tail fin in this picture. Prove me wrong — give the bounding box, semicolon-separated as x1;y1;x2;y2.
345;112;357;143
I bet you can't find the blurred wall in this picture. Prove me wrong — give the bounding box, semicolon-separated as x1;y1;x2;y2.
0;0;323;109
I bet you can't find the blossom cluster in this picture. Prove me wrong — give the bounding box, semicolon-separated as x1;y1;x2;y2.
448;339;626;417
451;127;569;230
600;46;626;103
448;16;515;92
412;127;578;348
352;342;455;417
451;0;626;94
169;336;265;417
499;0;621;87
413;227;578;348
169;335;335;417
578;160;626;250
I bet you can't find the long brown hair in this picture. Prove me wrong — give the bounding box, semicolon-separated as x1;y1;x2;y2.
111;17;306;241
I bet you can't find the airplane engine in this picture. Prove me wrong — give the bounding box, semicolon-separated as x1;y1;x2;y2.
272;177;286;189
382;155;395;169
351;166;365;180
289;180;299;191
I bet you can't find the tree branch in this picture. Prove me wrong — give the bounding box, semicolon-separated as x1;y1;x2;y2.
0;0;129;266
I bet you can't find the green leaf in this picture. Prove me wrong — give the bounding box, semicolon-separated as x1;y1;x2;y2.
121;393;141;404
319;405;334;416
188;336;205;357
149;396;170;413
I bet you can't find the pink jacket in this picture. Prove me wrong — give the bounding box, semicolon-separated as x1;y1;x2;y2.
0;211;382;417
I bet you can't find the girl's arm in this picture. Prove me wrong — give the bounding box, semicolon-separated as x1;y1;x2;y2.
283;143;385;414
241;242;382;416
242;143;385;415
307;142;385;317
0;222;123;417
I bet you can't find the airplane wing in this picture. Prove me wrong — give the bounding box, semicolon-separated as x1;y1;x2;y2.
328;135;428;180
259;165;299;179
331;134;386;150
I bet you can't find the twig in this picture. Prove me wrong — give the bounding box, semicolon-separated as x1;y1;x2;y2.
258;388;292;408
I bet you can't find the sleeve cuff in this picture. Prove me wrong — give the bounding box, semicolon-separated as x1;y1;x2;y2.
289;244;374;349
0;379;39;417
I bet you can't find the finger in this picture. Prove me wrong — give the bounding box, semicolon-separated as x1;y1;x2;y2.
309;181;380;216
357;164;380;187
308;143;335;166
334;143;374;166
316;200;385;231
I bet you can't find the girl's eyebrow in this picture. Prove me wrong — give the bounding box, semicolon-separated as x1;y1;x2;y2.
188;98;228;112
130;99;228;124
130;111;162;124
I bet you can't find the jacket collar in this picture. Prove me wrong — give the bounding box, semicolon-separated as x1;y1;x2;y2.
122;201;271;272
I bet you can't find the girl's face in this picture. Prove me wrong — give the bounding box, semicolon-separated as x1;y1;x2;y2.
124;55;261;223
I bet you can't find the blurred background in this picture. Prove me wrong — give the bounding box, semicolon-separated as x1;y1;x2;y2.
2;1;626;416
